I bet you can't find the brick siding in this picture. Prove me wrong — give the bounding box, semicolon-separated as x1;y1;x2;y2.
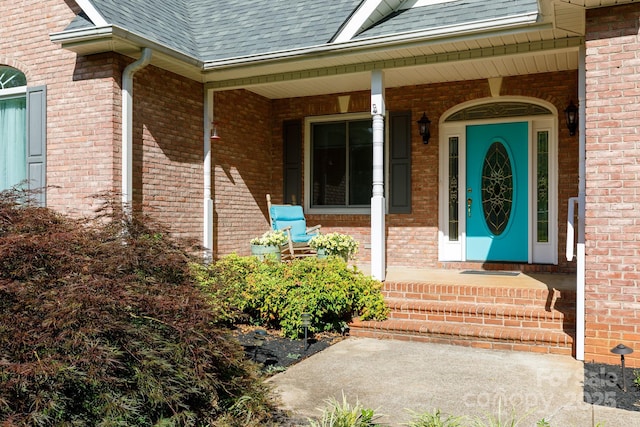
2;1;204;243
132;64;204;242
212;90;272;257
585;4;640;366
2;1;119;216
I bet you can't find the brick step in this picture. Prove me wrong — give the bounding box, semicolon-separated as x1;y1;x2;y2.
351;280;576;356
349;318;575;355
382;282;576;310
385;298;575;330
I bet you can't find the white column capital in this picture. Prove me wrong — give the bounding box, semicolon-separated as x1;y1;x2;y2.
371;70;386;116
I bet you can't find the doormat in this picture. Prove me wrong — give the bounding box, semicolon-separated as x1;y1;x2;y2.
460;270;520;276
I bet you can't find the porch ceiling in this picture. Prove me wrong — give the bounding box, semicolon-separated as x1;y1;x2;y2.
207;36;582;99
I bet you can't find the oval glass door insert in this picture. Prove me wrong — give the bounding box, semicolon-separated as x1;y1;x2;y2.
481;141;513;235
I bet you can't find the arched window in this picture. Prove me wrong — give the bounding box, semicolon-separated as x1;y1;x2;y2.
0;66;27;89
0;66;46;205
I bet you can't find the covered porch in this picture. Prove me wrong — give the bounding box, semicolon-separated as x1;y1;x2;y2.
202;0;585;357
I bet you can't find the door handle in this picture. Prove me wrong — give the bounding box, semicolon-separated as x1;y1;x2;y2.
467;197;472;217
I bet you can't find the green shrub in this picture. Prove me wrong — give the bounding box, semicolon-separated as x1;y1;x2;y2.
308;393;383;427
406;409;465;427
192;253;261;323
634;369;640;390
0;191;275;426
196;255;389;338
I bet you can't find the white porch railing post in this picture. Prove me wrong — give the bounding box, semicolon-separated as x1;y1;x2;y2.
371;70;386;281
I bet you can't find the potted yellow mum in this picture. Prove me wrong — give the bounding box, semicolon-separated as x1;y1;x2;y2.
250;230;288;261
309;232;359;261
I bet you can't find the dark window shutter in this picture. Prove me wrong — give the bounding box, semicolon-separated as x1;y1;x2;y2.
389;111;411;213
283;120;301;205
26;85;46;206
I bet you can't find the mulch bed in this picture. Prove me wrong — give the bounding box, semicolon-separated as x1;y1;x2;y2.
231;325;344;374
584;362;640;411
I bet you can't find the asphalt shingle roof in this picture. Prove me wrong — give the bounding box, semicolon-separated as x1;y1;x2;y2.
63;0;540;63
356;0;539;39
190;0;362;60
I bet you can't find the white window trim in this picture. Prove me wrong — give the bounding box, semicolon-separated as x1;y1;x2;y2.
304;112;374;214
438;97;558;264
0;86;27;98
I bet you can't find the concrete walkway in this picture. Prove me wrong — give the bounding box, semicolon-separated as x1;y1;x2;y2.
268;338;638;426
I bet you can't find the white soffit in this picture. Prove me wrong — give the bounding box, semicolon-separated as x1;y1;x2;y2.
214;48;579;99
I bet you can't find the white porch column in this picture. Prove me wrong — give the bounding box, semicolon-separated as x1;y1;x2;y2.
370;70;386;281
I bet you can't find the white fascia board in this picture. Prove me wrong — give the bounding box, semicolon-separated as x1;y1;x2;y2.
399;0;460;9
75;0;109;27
334;0;402;43
204;11;541;70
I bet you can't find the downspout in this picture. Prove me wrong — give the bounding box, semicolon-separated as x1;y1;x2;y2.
203;90;214;261
122;48;152;212
576;45;587;361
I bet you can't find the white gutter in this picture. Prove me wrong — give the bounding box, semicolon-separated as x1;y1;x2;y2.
576;45;586;361
50;26;115;42
122;48;152;211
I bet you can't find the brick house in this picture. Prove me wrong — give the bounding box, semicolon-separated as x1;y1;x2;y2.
2;0;639;366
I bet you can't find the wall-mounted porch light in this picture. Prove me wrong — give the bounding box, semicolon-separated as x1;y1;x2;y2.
417;112;431;144
210;121;221;141
565;101;578;136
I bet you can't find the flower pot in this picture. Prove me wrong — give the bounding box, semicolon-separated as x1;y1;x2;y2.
315;248;348;262
251;244;281;262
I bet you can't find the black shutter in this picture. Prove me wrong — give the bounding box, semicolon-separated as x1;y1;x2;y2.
283;120;301;205
26;85;46;206
389;111;411;213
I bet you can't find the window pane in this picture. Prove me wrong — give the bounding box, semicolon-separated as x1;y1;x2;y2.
537;131;549;242
348;120;372;205
312;122;346;206
448;137;459;241
0;66;27;89
0;96;27;190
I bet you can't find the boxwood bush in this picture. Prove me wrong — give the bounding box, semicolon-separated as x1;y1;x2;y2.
0;191;275;426
194;254;389;339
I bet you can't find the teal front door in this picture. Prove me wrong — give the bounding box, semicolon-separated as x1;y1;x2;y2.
466;122;528;262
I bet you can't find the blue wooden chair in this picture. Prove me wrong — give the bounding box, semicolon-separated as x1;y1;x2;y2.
266;194;321;259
